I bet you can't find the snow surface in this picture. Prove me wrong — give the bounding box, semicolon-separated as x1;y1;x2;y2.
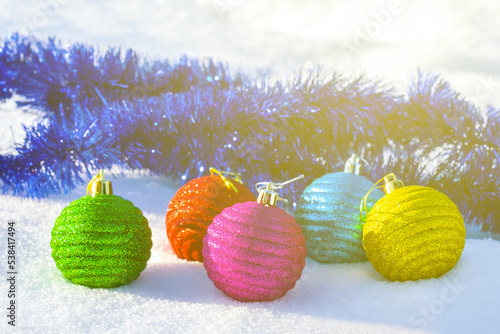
0;172;499;334
1;0;500;333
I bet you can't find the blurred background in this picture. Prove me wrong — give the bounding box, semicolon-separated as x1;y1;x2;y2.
1;0;500;150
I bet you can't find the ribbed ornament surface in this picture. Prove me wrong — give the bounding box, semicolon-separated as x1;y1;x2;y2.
295;172;384;263
203;202;307;302
166;175;256;262
363;186;466;282
51;194;152;288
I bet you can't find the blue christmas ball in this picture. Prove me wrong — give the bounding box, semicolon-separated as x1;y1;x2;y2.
295;172;384;263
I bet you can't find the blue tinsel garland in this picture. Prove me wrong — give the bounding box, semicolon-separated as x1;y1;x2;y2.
0;34;499;233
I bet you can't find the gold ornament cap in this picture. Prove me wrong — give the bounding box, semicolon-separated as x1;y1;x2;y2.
87;170;113;196
344;154;368;175
255;174;304;206
360;172;405;221
383;173;405;194
209;167;243;193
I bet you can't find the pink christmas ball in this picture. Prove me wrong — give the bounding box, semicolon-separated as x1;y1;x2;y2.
202;201;307;302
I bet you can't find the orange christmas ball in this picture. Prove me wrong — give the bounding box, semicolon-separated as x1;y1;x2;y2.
166;174;256;262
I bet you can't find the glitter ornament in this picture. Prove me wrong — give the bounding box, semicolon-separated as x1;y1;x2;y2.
166;168;256;262
203;175;307;302
295;155;384;263
362;174;466;282
51;170;152;288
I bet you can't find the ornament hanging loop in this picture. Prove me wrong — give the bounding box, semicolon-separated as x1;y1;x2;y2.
344;154;369;175
255;174;305;192
359;173;405;222
256;174;304;206
209;167;243;193
87;170;113;196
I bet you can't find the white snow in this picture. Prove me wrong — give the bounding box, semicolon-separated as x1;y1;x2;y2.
1;0;500;333
0;173;499;334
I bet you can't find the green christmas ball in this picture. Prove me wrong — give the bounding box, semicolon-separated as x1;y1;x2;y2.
51;194;152;288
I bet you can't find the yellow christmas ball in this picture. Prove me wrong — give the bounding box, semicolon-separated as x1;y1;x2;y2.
363;174;466;282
